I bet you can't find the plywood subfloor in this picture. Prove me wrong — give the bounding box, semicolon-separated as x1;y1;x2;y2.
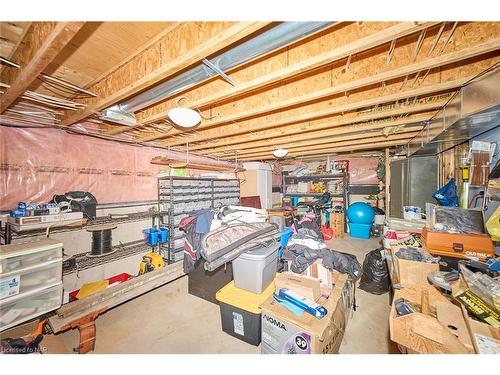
1;237;399;354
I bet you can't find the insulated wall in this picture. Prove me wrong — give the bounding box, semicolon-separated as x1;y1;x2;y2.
0;127;167;210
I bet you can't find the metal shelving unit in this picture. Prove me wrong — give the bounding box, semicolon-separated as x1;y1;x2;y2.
283;173;349;231
157;176;240;264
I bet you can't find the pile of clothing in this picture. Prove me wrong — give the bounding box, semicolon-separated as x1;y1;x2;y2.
180;206;279;273
395;246;440;264
281;228;362;280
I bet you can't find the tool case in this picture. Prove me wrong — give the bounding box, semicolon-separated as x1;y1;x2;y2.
422;227;494;260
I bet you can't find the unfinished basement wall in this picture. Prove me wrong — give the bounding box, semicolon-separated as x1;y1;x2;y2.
0;126;166;210
0;126;229;211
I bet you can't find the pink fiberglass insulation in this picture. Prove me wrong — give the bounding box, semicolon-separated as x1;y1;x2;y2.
334;157;380;185
0;126;235;210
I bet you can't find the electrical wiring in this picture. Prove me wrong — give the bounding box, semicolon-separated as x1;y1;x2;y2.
0;122;170;151
39;82;92;100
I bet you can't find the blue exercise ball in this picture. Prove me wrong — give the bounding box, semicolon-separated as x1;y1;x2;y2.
347;202;375;224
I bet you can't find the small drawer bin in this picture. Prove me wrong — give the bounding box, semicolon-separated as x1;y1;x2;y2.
0;283;63;332
0;239;62;275
1;260;62;300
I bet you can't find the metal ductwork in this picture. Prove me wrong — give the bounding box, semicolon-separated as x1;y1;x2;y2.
407;68;500;156
107;22;335;115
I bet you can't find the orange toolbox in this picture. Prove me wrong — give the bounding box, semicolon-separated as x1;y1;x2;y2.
421;227;494;260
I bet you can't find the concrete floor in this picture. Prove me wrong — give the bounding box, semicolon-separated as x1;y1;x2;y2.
2;237;399;354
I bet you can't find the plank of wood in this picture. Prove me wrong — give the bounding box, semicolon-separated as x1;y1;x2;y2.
385;147;391;216
163;77;468;147
0;22;25;42
224;131;420;160
202;125;424;157
82;22;185;89
0;38;16;57
60;22;272;127
236;139;414;161
49;262;185;333
150;157;244;172
128;22;438;130
436;301;474;352
0;22;85;113
192;102;444;153
213;121;425;158
136;38;500;143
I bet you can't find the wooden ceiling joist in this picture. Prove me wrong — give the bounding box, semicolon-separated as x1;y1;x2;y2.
0;22;85;113
222;131;418;161
160;76;470;149
59;22;272;127
114;21;439;134
188;99;448;153
215;116;428;159
82;22;185;89
0;22;31;62
237;139;411;161
212;126;423;159
201;119;429;158
136;34;500;144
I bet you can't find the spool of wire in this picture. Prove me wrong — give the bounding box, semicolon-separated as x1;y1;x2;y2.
86;224;117;257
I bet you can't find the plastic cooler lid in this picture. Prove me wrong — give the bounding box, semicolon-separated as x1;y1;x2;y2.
216;279;275;314
237;243;280;261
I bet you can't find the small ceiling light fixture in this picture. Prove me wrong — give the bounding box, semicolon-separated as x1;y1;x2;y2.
273;148;289;158
168;97;201;129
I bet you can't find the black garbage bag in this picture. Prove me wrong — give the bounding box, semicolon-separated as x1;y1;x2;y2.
358;248;390;294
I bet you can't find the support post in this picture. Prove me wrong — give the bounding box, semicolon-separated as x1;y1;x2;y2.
385;147;391;218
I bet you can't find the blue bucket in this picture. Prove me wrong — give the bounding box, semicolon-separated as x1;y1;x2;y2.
158;227;169;244
144;228;159;246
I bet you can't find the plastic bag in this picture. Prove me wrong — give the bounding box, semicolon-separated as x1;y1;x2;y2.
432;178;459;207
358;248;390;295
486;206;500;241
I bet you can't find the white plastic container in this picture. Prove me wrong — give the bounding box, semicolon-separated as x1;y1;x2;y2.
232;243;279;294
374;214;386;225
0;283;62;332
0;259;62;300
0;238;62;275
403;206;422;221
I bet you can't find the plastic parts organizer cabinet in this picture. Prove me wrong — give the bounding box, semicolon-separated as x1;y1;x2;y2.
157;176;240;264
0;238;63;332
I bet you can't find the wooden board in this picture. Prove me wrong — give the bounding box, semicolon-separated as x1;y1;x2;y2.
160;76;469;147
389;285;473;354
190;102;445;153
134;22;438;127
0;22;85;113
134;23;500;144
50;262;185;333
61;22;271;127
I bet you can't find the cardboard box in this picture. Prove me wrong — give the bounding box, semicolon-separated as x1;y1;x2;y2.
302;260;333;297
389;245;439;287
389;285;474;354
274;272;321;301
452;276;500;328
261;273;347;354
461;305;500;354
